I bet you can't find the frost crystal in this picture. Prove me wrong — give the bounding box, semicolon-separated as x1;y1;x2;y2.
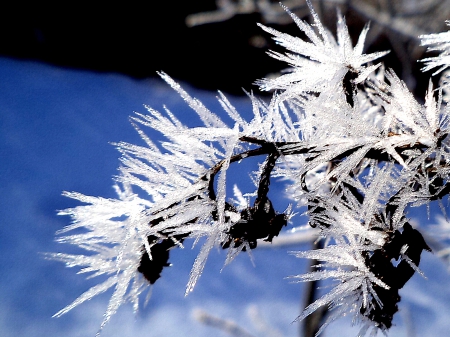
52;2;450;336
421;21;450;75
256;1;388;103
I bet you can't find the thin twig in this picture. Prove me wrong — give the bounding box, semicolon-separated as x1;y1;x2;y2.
193;308;257;337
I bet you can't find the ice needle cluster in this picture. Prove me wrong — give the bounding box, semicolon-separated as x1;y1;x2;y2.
52;1;450;335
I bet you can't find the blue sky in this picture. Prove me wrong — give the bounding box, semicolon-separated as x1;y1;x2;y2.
1;56;450;337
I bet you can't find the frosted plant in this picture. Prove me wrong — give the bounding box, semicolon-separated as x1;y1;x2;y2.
256;2;389;103
421;20;450;76
52;1;450;336
50;185;153;331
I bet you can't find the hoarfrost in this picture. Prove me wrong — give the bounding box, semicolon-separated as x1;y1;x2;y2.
51;2;450;336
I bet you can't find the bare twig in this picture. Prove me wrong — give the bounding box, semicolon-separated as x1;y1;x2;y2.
193;308;257;337
256;230;318;248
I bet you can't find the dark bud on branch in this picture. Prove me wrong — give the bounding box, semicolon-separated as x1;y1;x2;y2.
222;151;287;250
363;223;431;329
221;196;287;250
138;233;189;284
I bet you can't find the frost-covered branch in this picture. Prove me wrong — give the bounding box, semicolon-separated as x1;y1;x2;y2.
50;1;450;336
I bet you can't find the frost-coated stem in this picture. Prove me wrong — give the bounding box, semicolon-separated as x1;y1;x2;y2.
52;2;450;336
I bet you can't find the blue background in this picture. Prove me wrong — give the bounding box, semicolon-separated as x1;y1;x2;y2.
1;57;450;336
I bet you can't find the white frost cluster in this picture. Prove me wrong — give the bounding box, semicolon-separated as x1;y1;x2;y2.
52;1;450;336
50;185;152;331
421;21;450;75
257;4;388;101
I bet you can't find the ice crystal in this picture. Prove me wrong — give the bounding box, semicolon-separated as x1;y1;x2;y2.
51;2;450;336
421;21;450;75
257;0;388;102
50;184;153;333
